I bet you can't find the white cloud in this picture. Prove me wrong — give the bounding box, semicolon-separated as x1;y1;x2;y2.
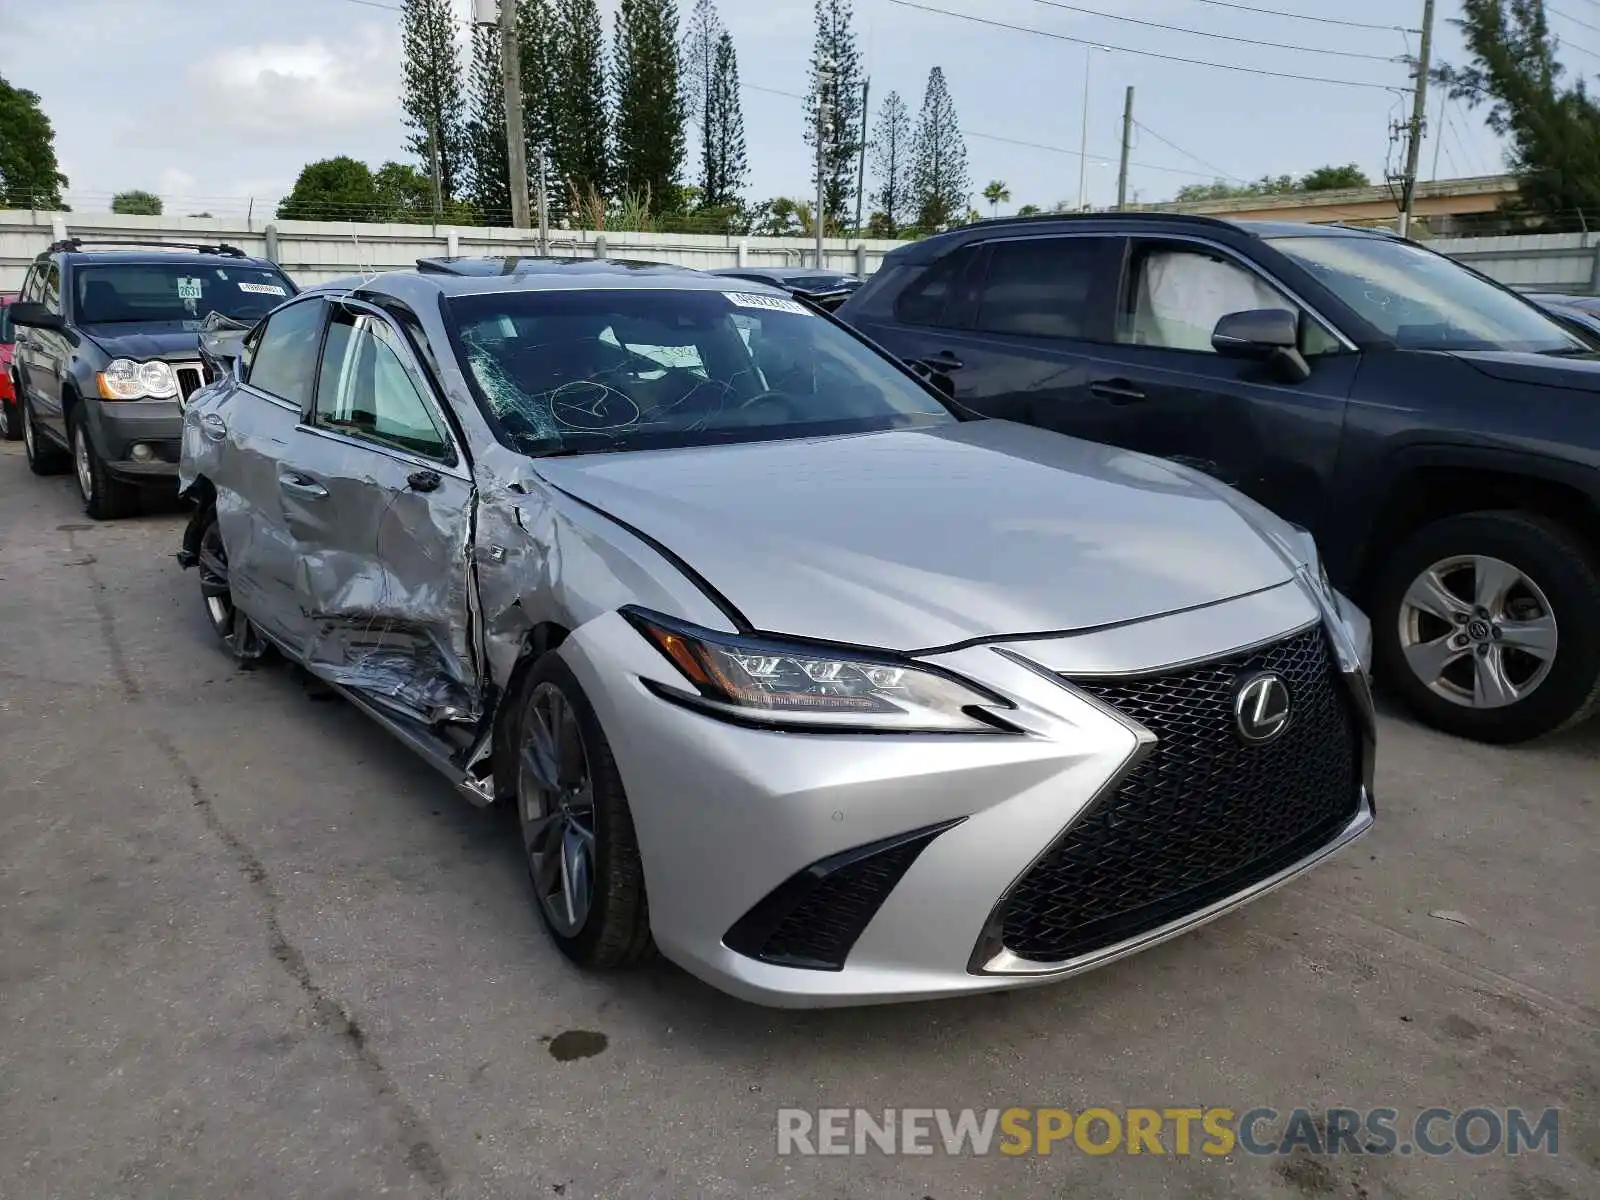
185;26;402;144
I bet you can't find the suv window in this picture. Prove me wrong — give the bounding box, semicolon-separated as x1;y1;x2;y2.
246;298;326;408
973;237;1115;339
894;248;978;326
315;309;450;460
38;263;61;315
1120;242;1343;357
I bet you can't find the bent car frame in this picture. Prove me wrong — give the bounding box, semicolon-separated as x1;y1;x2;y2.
177;259;1374;1007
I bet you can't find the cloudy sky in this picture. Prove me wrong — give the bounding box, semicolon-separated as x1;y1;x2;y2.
0;0;1524;219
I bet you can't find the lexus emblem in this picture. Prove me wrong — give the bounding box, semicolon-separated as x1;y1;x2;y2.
1233;672;1292;744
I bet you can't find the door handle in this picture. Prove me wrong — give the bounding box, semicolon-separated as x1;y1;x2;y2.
279;470;329;499
922;351;965;371
200;412;228;441
1089;378;1147;405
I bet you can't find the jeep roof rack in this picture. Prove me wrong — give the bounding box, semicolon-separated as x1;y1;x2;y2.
45;237;250;258
956;210;1250;235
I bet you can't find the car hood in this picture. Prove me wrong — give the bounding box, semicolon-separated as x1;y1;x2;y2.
533;420;1300;651
1453;349;1600;392
80;322;208;361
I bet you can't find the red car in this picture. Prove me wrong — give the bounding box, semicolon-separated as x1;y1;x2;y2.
0;293;18;441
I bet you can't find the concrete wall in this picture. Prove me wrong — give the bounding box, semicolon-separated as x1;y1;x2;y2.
1428;232;1600;294
0;210;910;291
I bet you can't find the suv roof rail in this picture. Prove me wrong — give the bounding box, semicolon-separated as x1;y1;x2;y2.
45;237;250;258
1323;222;1402;238
415;257;472;275
950;210;1249;235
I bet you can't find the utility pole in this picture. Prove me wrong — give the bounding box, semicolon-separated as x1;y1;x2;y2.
501;1;532;229
1117;86;1135;211
854;77;871;238
1398;0;1436;238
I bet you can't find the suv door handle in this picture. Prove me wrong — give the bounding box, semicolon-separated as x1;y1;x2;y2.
921;351;965;371
1089;378;1147;405
279;469;329;499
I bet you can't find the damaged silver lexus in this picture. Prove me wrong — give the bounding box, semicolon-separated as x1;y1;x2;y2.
176;258;1375;1007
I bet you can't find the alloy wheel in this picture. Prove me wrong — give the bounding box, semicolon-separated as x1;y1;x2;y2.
1397;554;1559;709
22;401;36;459
518;682;598;937
73;423;94;503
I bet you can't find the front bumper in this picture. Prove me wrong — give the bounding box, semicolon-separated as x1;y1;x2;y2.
560;579;1374;1007
84;398;183;481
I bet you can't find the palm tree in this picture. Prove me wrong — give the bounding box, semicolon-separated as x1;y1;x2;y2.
982;179;1011;218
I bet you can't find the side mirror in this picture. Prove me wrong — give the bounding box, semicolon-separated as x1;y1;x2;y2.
1212;308;1311;383
8;301;64;333
906;358;956;400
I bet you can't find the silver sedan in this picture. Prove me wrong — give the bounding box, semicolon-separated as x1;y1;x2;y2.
177;260;1374;1007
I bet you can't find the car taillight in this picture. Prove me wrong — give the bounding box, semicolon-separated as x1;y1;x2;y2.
0;372;12;401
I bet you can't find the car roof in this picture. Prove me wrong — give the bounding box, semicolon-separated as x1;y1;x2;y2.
50;249;282;270
326;257;793;304
709;266;854;280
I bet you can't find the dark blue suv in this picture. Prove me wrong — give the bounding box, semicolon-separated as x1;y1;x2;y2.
839;213;1600;744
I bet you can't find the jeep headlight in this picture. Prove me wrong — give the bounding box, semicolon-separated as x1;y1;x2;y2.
98;358;177;400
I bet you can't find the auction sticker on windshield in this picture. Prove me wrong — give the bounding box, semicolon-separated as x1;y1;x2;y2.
176;277;203;301
724;292;813;316
239;282;288;297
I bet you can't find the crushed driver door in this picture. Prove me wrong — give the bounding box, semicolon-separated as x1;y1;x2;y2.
276;300;482;725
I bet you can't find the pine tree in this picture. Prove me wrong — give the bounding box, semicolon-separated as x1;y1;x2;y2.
803;0;864;230
911;66;968;233
870;90;912;236
518;0;558;212
464;21;510;223
549;0;610;210
400;0;466;204
683;0;723;199
613;0;687;213
702;31;748;210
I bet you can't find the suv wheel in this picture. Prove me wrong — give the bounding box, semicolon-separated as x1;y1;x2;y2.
22;398;69;476
511;655;654;968
1374;511;1600;743
70;412;140;520
1;387;21;442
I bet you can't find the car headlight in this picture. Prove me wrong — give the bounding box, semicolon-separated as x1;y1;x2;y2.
624;609;1011;732
97;358;177;400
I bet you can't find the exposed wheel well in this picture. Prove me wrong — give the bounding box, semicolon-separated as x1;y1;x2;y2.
490;620;573;802
1358;466;1600;599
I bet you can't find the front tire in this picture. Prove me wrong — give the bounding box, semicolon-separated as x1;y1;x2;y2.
511;655;654;968
71;412;140;520
0;388;21;442
195;513;270;664
1374;511;1600;743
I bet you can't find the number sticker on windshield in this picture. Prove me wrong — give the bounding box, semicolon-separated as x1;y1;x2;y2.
239;282;288;297
176;277;203;301
724;292;812;316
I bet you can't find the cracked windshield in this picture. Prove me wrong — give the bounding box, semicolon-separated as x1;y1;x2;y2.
450;288;954;454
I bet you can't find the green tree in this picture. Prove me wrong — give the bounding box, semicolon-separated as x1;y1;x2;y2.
613;0;687;214
519;0;558;213
702;31;747;209
464;20;511;222
1016;203;1042;217
910;66;968;233
1436;0;1600;220
1299;163;1371;191
0;75;68;209
276;157;380;222
550;0;610;207
373;161;447;222
684;0;721;137
982;179;1010;218
804;0;865;230
112;190;163;215
748;196;807;237
870;90;912;236
400;0;466;204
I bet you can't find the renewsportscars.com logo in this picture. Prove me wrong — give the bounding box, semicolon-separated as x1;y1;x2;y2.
776;1107;1561;1158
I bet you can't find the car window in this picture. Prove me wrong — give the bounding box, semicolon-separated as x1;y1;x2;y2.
1119;244;1343;357
973;238;1115;339
451;287;954;456
894;249;976;326
246;298;326;408
73;264;294;326
19;267;40;305
315;310;451;460
39;264;61;315
1268;234;1583;354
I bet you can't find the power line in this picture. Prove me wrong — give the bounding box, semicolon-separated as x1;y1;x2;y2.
335;0;403;10
887;1;1404;92
1550;3;1600;36
1021;0;1399;62
1132;120;1246;182
1182;0;1419;34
